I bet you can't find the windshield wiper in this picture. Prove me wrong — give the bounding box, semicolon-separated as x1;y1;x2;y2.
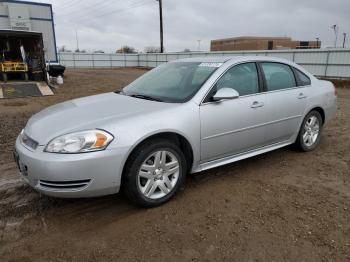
128;93;164;102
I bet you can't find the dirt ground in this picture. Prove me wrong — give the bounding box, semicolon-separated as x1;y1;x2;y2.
0;69;349;262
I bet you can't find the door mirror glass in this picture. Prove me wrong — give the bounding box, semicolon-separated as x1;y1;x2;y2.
212;87;239;101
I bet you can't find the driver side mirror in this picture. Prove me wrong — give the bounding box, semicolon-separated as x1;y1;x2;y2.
212;87;239;101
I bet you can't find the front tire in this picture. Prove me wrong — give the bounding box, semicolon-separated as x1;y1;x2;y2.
2;73;7;82
295;110;323;151
123;139;187;207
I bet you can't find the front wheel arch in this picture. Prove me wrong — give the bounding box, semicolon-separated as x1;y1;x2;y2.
121;132;194;183
121;135;189;207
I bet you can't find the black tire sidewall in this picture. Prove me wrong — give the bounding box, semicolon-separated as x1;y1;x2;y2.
123;139;187;207
2;73;7;82
297;111;323;151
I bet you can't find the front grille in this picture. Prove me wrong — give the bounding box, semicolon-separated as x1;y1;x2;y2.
39;179;91;190
21;133;39;150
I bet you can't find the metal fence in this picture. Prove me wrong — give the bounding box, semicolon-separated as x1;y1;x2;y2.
58;48;350;79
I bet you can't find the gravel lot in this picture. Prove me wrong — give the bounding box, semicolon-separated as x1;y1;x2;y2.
0;69;349;261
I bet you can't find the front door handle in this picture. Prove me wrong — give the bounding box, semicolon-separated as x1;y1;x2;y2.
251;101;264;108
298;93;307;99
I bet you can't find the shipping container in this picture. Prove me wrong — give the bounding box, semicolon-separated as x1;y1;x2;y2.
0;0;57;62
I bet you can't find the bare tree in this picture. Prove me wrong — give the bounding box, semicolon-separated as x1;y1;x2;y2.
144;46;161;53
59;45;68;52
116;46;136;54
58;46;72;52
74;49;86;53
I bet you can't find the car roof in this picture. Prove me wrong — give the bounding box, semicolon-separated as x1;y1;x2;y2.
174;55;293;65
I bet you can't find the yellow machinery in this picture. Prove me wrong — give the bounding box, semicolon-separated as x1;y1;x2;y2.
1;61;29;82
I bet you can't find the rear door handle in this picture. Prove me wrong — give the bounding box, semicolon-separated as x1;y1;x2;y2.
251;101;264;108
298;93;307;99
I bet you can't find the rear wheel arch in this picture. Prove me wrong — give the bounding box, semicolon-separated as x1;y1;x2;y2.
308;107;325;124
295;109;323;151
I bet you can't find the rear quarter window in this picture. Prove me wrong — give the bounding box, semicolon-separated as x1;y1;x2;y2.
294;68;311;86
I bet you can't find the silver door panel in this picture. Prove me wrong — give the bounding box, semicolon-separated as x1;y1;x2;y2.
264;87;308;144
200;94;266;162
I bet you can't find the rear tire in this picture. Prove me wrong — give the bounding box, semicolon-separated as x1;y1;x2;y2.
123;138;187;207
295;110;323;152
24;73;29;81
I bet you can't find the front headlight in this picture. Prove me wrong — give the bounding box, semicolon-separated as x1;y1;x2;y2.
45;130;114;153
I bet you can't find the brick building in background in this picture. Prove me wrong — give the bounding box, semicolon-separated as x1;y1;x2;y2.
210;36;320;51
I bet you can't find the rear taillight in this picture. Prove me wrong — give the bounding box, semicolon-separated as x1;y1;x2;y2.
333;84;337;96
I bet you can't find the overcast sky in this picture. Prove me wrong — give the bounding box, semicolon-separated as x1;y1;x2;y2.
35;0;350;52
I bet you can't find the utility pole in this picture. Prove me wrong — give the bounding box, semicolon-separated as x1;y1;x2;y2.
343;33;347;48
156;0;164;53
197;40;201;51
75;29;79;52
316;37;320;48
331;24;339;48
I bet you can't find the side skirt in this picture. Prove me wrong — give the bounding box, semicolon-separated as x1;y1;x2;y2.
194;140;292;173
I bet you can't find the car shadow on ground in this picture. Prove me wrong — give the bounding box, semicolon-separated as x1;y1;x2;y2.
1;145;301;225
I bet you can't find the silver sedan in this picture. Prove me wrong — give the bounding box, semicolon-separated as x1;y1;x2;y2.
14;56;337;207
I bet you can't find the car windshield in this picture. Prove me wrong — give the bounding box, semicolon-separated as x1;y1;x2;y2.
121;62;220;103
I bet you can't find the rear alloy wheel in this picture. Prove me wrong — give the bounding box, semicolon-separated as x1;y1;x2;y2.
123;139;187;207
303;116;320;147
296;110;323;151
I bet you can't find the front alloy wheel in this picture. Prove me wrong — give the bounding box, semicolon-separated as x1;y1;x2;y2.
123;139;187;207
137;150;180;199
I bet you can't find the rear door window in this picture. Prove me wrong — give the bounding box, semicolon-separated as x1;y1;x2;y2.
261;62;296;91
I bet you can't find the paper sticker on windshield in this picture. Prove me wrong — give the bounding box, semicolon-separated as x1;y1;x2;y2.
199;62;223;68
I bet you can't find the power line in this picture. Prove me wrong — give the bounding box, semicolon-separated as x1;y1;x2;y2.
53;0;158;51
55;0;152;25
54;0;85;11
56;0;118;18
70;0;155;24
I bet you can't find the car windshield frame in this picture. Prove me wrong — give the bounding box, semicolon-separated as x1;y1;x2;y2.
120;62;220;103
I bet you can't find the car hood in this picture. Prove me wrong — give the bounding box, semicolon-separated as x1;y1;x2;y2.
24;92;175;145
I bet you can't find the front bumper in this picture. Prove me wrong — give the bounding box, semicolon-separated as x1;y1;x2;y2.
14;137;127;198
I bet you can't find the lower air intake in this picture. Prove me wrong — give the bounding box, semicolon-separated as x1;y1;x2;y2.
39;179;91;190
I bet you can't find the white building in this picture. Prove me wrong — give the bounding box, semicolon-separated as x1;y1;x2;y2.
0;0;57;62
